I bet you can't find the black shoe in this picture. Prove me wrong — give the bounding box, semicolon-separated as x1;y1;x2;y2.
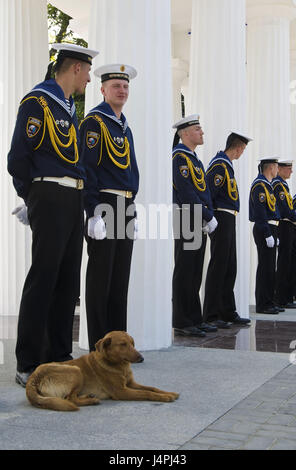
256;307;279;314
196;322;218;332
231;314;251;325
208;320;232;329
174;326;206;337
282;303;296;309
275;306;285;312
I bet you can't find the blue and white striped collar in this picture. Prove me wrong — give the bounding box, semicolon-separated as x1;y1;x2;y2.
173;143;198;160
251;174;274;190
90;101;129;133
32;79;76;117
207;151;233;170
272;176;290;189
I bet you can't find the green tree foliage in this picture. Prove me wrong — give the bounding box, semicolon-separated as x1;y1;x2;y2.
47;3;87;123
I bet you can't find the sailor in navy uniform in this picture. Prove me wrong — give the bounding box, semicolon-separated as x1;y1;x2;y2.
291;194;296;302
203;132;252;328
249;158;280;314
273;160;296;308
172;115;218;337
79;64;139;351
7;43;99;386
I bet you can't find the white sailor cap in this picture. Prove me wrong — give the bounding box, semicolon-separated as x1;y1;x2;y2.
257;157;279;174
94;64;137;82
258;157;279;164
172;114;200;131
278;159;294;166
172;114;201;148
225;131;253;150
52;43;99;65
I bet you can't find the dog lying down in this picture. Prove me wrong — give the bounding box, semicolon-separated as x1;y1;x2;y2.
26;331;179;411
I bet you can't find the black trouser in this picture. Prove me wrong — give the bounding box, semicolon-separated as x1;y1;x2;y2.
253;223;277;311
85;193;135;351
203;211;237;322
16;182;84;372
275;220;295;305
290;227;296;300
172;228;207;329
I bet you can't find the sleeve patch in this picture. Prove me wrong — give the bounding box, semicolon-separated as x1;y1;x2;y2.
259;192;266;203
86;131;100;149
26;117;42;138
179;165;189;178
279;191;286;201
214;174;224;186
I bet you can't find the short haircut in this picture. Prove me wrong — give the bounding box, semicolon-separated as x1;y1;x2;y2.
224;137;246;152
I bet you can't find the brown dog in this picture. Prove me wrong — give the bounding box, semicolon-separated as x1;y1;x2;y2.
26;331;179;411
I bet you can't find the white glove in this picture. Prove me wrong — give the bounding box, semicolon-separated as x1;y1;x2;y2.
203;216;218;235
202;220;209;233
12;204;29;225
277;238;280;247
88;215;106;240
265;236;275;248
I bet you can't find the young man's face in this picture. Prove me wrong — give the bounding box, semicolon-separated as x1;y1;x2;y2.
185;124;204;147
270;163;279;179
101;79;129;108
232;143;247;160
74;62;91;95
278;165;293;180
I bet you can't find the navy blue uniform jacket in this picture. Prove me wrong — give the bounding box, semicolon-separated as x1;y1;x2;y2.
7;79;84;202
79;101;139;218
172;143;213;222
206;151;240;212
272;176;296;222
249;174;280;238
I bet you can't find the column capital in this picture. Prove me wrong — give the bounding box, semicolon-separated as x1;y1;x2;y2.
247;0;296;22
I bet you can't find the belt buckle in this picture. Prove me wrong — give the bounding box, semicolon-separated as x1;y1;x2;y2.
76;179;84;190
125;191;132;199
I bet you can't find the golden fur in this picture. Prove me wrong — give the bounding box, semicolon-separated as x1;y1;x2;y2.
26;331;179;411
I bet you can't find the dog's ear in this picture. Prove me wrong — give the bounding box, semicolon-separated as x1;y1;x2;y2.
95;339;103;351
103;337;112;349
95;337;112;352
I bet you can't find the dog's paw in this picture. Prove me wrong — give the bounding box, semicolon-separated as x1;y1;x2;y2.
86;394;101;405
170;392;179;400
162;392;179;402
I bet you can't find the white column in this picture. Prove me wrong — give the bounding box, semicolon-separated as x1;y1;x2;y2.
172;58;188;122
290;25;296;193
247;0;296;305
0;0;48;336
188;0;250;318
79;0;173;351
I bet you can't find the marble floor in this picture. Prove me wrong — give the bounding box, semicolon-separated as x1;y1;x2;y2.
173;320;296;354
1;310;296;355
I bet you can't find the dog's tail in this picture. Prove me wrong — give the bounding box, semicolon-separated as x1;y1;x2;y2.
26;366;79;412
